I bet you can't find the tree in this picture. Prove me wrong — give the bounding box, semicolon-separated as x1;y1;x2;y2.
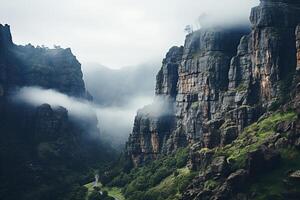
184;25;193;34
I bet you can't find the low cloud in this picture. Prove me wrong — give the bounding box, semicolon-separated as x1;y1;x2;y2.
82;62;159;107
82;62;160;146
13;86;95;119
12;86;153;148
95;96;153;146
0;0;259;68
138;96;175;117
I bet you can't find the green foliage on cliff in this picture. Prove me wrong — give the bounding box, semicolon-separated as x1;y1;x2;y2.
204;179;219;190
248;147;300;199
88;190;115;200
216;111;297;169
103;148;192;200
101;110;298;200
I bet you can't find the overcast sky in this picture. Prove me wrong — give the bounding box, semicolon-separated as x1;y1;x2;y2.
0;0;259;69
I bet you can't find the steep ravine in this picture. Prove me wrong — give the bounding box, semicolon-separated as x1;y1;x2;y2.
102;0;300;200
126;0;300;167
0;24;116;200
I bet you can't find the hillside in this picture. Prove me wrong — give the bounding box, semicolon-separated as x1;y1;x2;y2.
0;24;116;200
103;0;300;199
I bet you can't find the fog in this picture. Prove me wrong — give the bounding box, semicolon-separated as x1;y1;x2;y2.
4;0;261;148
95;96;153;145
0;0;259;68
13;87;95;118
82;62;159;106
13;86;154;147
81;62;164;145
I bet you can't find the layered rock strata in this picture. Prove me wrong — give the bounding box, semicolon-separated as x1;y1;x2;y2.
0;24;112;199
127;0;300;167
0;24;88;98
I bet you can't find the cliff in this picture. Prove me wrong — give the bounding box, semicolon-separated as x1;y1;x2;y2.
0;24;89;99
127;0;300;167
0;24;113;200
297;25;300;70
122;0;300;199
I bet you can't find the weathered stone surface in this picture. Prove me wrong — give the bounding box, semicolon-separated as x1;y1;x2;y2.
247;146;281;175
297;25;300;70
125;0;300;199
0;24;88;98
175;27;249;144
156;46;183;98
0;24;13;109
226;169;248;188
0;24;13;49
127;27;250;166
0;24;114;199
127;0;300;166
205;156;229;179
34;104;68;142
126;100;177;166
189;147;214;171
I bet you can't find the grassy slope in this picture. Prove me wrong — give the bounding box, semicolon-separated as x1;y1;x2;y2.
84;182;125;200
248;148;300;199
149;167;191;200
216;111;298;169
101;111;298;200
200;111;299;199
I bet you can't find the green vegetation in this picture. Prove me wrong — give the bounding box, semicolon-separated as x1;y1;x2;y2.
97;111;298;200
191;102;199;109
204;179;219;190
269;72;295;111
235;83;248;92
84;182;125;200
141;167;196;200
102;148;193;200
247;148;300;199
88;190;115;200
216;111;297;169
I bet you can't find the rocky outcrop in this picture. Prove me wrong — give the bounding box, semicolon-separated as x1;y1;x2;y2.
127;27;251;166
297;25;300;70
181;2;300;197
0;24;114;200
156;46;183;98
0;24;88;98
126;99;177;166
182;95;300;199
0;24;13;109
127;0;300;170
0;100;115;199
175;27;251;148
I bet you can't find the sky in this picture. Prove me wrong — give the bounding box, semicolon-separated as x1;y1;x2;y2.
0;0;259;69
5;0;260;147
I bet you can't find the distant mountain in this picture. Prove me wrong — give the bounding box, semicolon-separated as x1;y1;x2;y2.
82;62;160;107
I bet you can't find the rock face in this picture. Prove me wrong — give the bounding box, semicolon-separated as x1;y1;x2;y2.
0;24;88;98
0;100;113;200
126;98;177;166
126;0;300;168
297;25;300;70
0;24;114;200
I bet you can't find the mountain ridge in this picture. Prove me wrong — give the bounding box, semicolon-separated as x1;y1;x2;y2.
108;0;300;199
0;24;115;200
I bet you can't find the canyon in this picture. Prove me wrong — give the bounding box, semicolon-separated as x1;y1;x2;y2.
1;0;300;199
122;0;300;199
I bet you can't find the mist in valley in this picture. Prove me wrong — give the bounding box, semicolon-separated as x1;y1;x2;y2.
4;0;260;149
12;60;161;149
